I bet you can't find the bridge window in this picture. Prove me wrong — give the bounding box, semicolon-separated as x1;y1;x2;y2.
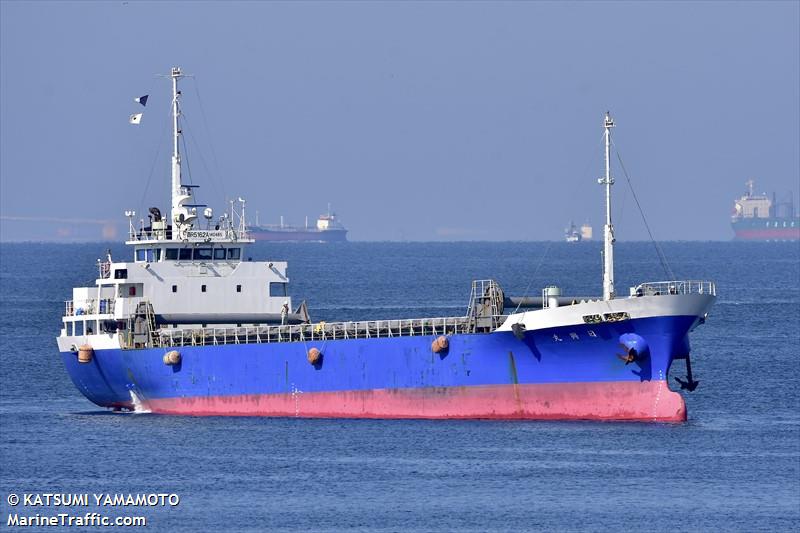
270;282;287;297
136;248;161;263
227;248;241;260
214;248;226;260
165;248;178;260
179;248;192;261
114;269;128;279
194;248;213;261
135;249;156;262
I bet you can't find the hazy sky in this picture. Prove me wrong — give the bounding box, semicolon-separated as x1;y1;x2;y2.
1;1;798;241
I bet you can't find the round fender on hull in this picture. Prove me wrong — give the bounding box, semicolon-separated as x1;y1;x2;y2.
307;348;322;366
77;344;93;364
431;336;449;353
163;350;181;366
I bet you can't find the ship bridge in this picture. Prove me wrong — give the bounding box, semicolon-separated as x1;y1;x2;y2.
58;66;307;347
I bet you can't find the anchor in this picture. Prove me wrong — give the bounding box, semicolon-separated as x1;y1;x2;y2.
616;343;638;365
674;355;699;391
511;323;526;341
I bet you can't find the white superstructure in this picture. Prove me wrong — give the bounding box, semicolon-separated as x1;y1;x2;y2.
58;67;304;352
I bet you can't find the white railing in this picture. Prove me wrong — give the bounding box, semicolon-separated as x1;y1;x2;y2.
64;298;116;317
633;280;716;297
126;227;250;242
150;315;488;349
98;261;111;279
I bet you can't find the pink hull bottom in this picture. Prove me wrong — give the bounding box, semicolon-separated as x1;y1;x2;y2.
144;381;687;422
734;228;800;241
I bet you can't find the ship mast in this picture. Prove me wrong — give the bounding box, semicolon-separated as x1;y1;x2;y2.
167;66;197;239
600;112;615;300
170;67;183;237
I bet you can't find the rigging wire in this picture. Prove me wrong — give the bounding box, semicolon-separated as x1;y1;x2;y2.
566;131;609;231
181;112;222;207
191;80;226;202
617;178;628;233
180;127;194;186
512;240;554;315
136;104;172;220
514;131;607;316
613;146;675;279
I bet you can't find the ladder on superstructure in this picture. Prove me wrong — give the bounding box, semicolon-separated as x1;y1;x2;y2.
465;279;505;332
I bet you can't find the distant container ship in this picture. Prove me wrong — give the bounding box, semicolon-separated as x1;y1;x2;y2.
731;180;799;241
250;209;348;242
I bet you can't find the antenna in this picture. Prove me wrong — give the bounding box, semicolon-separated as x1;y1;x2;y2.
238;197;246;234
125;210;136;239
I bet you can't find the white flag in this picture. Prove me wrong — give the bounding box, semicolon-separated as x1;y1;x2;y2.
129;113;143;125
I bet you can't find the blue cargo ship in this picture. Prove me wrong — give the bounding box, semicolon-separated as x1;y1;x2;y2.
56;68;715;421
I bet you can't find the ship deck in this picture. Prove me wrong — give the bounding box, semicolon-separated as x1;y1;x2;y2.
128;315;505;350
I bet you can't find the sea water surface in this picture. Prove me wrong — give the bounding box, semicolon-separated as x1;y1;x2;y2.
0;241;798;532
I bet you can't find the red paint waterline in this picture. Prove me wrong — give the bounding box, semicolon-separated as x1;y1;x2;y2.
143;381;686;422
734;228;800;240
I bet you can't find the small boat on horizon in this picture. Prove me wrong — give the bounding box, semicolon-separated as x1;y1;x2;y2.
565;221;593;243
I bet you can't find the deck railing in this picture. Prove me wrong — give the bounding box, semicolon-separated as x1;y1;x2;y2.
64;298;116;317
98;261;111;279
149;315;494;349
126;227;249;242
633;280;716;297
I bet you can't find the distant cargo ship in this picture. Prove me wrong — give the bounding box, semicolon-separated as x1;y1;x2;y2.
731;180;799;241
564;221;593;243
250;209;348;242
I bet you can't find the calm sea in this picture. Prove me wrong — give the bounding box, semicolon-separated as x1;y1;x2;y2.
0;241;798;532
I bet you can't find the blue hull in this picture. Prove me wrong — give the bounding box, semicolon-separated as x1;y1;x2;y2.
60;315;697;420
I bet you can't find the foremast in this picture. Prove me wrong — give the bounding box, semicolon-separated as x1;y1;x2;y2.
169;67;196;239
600;112;616;300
